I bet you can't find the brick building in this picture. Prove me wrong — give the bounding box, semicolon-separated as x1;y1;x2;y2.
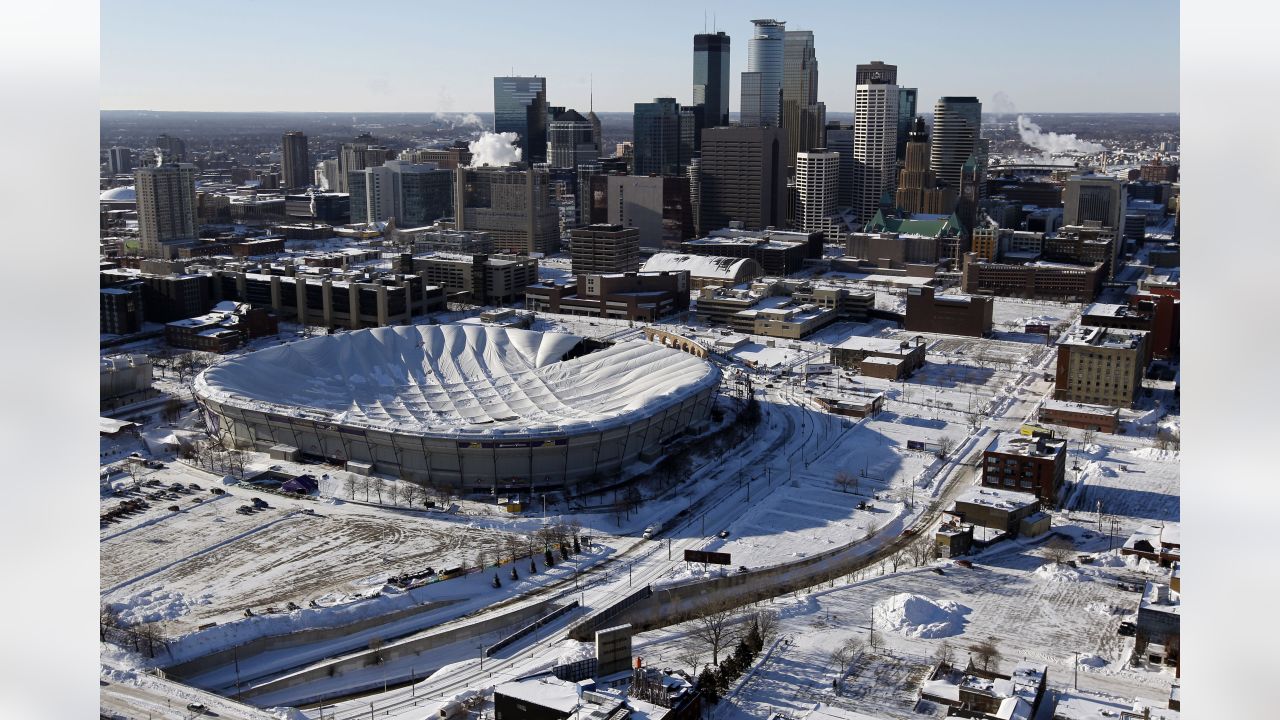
525;271;690;322
961;253;1102;302
830;336;926;381
1054;325;1149;408
410;252;538;305
981;432;1067;505
570;224;640;275
680;228;821;276
904;285;993;337
1038;399;1120;433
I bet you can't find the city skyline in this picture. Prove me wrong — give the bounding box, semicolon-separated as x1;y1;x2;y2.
101;0;1180;115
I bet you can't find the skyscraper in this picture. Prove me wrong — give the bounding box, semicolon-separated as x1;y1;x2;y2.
108;147;133;176
740;19;785;128
135;164;198;259
693;32;731;130
281;131;311;189
782;30;826;165
824;123;855;209
548;110;597;170
895;116;957;215
493;76;549;165
699;126;788;231
855;61;897;85
794;151;839;234
929;97;983;191
896;88;917;162
852;80;899;223
633;98;696;177
454;165;560;255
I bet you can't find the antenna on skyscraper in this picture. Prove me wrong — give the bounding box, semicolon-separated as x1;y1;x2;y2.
704;10;707;33
590;74;594;112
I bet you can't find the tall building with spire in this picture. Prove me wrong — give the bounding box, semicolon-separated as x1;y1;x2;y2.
895;116;957;215
693;31;731;131
781;30;826;167
740;19;785;128
587;77;603;157
851;77;899;223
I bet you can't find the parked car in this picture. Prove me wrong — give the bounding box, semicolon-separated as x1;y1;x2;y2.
251;497;270;509
1118;621;1137;637
186;702;208;714
718;530;730;539
642;526;655;539
167;505;181;512
188;483;202;491
210;487;226;495
955;559;974;568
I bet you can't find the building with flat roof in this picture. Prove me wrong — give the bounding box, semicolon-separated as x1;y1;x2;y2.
681;227;820;275
698;126;789;231
961;253;1102;302
604;175;695;249
904;285;992;337
493;76;548;165
981;432;1067;504
1038;399;1121;434
570;224;640;276
136;164;200;259
410;252;538;305
846;210;964;267
454;165;560;255
525;271;690;322
1054;325;1149;408
951;486;1042;535
830;336;926;380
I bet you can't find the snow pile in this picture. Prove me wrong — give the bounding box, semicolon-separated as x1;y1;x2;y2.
872;593;968;639
1033;563;1086;583
1129;447;1178;461
268;709;310;720
1090;549;1160;572
556;640;595;665
110;587;214;625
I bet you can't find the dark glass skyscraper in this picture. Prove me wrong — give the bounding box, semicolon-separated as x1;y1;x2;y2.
930;96;983;191
896;88;918;162
281;131;311;189
693;32;730;130
782;29;826;169
634;98;696;176
493;76;549;165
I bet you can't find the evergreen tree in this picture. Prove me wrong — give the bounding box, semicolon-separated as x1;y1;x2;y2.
545;547;555;567
696;667;719;704
491;573;501;588
746;621;764;654
530;558;538;574
573;536;581;554
510;565;519;581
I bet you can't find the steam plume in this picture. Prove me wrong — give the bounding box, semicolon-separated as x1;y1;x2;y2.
467;132;522;167
1017;115;1105;155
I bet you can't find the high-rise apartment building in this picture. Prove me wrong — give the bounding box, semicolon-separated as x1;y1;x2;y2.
794;151;839;234
337;134;392;193
349;161;453;226
570;224;640;275
781;30;826;168
1054;325;1149;408
316;159;340;192
699;126;788;231
633;98;696;177
404;141;473;170
154;134;187;163
281;131;311;189
693;32;731;130
1063;174;1127;277
740;19;785;128
852;80;899;223
930;97;983;192
493;76;549;165
895;116;957;215
454;165;560;255
135;164;199;259
548;109;597;170
108;147;134;176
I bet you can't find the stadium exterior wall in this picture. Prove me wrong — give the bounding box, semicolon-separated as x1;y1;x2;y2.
198;381;718;492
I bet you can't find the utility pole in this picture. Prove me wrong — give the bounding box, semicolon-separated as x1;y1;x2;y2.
1073;651;1079;689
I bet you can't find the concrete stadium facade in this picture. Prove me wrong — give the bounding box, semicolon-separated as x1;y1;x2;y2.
194;325;720;492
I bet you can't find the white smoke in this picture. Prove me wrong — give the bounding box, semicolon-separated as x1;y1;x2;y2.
433;112;484;129
1017;115;1105;155
989;91;1017;117
467;132;522;167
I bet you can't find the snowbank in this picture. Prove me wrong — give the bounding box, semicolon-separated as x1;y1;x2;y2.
1032;563;1087;583
872;593;969;638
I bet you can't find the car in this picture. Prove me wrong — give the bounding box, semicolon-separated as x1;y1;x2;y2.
642;526;655;539
718;530;730;539
251;497;270;508
186;703;208;714
736;565;749;573
210;487;226;495
167;505;181;512
1118;621;1137;637
270;465;283;471
955;559;974;568
188;483;202;491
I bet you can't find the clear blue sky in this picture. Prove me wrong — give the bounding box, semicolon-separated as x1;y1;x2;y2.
101;0;1179;114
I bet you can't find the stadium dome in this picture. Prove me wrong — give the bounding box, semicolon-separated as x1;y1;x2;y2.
99;186;137;204
195;324;720;490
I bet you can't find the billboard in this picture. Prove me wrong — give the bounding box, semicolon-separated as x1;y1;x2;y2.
684;549;731;565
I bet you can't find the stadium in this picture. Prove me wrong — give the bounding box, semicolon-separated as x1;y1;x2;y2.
194;324;720;491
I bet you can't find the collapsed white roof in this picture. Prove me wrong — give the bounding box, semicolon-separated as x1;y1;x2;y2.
195;324;719;437
640;252;755;280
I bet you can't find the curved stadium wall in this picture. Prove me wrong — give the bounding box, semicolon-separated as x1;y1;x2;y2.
194;324;720;491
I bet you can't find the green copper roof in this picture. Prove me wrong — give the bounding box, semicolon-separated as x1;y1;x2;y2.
863;209;962;237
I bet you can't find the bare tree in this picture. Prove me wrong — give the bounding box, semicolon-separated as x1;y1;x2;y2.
357;475;371;502
676;641;705;676
834;470;858;494
753;609;780;647
373;477;386;504
937;436;956;459
344;475;358;500
123;457;146;491
971;637;1001;672
830;644;855;685
1043;535;1076;565
688;605;737;669
934;639;954;668
388;480;401;506
1081;427;1098;448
